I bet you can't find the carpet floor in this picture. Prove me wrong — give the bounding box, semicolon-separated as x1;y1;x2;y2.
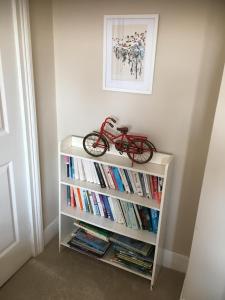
0;238;184;300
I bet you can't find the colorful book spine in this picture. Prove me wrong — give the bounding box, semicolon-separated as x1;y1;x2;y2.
94;162;106;188
102;195;114;220
66;185;71;206
70;186;76;207
109;166;119;190
123;169;134;193
111;167;125;192
150;209;159;233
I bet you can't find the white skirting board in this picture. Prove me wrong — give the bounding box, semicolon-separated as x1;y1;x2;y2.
43;217;59;246
162;249;189;273
44;217;189;273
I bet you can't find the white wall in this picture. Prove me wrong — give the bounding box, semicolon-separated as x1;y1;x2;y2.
52;0;225;256
29;0;58;230
181;66;225;300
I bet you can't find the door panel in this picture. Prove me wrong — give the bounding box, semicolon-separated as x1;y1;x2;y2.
0;162;18;255
0;0;33;286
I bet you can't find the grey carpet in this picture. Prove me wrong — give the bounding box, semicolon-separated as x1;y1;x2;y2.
0;238;184;300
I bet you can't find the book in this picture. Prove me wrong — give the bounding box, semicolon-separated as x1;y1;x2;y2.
123;169;134;193
120;201;131;228
66;185;71;206
74;228;110;253
127;170;137;194
99;164;109;188
109;166;119;189
111;167;125;192
70;186;76;207
107;196;117;222
76;188;83;210
110;233;154;256
132;172;143;196
113;199;126;224
118;168;130;193
102;165;115;189
70;157;75;179
102;195;114;220
133;204;143;229
64;156;70;178
126;202;139;229
94;162;106;188
138;173;147;197
99;194;108;218
85;190;93;214
95;193;105;217
77;158;85;181
88;191;96;215
91;192;100;216
150;209;159;234
143;174;151;198
73;221;111;242
158;177;164;203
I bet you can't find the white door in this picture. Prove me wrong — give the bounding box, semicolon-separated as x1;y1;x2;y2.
0;0;33;286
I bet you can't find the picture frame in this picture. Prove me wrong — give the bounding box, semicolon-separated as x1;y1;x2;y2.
103;14;159;95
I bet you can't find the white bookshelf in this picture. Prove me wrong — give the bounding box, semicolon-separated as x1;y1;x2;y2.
59;136;173;289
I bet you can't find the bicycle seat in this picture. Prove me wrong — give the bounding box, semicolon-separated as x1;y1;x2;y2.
117;127;128;134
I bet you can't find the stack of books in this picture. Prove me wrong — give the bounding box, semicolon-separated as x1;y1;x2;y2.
110;233;154;275
66;186;159;233
64;156;163;203
68;227;111;257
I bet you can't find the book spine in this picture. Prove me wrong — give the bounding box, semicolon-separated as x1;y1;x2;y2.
103;195;114;220
107;196;117;222
95;193;105;217
143;174;151;198
127;170;137;194
127;202;139;229
64;156;70;178
109;166;119;190
158;177;164;203
118;168;130;193
139;173;146;197
99;194;108;218
132;171;143;196
82;190;89;212
102;165;115;189
94;162;106;188
99;164;109;188
88;191;96;215
91;192;100;216
123;169;134;193
133;204;143;229
114;199;125;224
76;188;83;210
112;167;125;192
74;158;80;180
86;190;94;214
66;185;71;206
70;186;76;208
120;201;131;228
150;209;159;233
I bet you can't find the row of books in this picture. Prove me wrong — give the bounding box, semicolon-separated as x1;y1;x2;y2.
66;185;159;233
68;222;154;275
64;156;163;203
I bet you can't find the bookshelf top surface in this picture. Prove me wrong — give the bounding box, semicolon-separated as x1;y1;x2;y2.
60;136;173;177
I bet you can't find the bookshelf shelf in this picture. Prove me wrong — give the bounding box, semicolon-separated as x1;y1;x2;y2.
61;178;160;210
61;234;152;280
59;136;173;290
61;202;157;245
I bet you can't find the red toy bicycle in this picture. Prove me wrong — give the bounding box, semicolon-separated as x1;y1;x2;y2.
83;117;156;164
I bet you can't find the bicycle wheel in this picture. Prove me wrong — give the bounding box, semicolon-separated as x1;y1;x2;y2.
127;139;153;164
83;133;107;157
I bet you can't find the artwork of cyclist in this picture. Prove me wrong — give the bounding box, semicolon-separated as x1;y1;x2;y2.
103;15;159;94
112;28;147;81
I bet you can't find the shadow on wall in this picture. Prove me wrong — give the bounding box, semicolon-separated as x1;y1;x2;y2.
173;1;225;256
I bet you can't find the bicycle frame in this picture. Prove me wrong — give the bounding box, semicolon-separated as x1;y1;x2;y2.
96;117;148;153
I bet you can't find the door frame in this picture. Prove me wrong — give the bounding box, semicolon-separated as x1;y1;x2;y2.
13;0;44;256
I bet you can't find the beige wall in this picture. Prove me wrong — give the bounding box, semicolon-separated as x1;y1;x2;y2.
29;0;58;229
182;66;225;299
52;0;225;256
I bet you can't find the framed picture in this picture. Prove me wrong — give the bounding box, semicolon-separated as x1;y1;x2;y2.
103;15;159;94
